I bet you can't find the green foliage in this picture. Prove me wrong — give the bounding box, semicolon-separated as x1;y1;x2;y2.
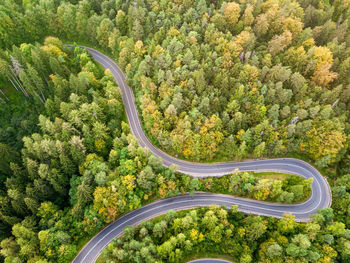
0;38;126;261
102;207;349;263
198;171;311;203
1;0;350;262
0;0;349;169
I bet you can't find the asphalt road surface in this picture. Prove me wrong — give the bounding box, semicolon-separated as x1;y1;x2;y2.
69;45;332;263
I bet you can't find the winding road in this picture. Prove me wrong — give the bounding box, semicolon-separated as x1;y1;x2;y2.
70;45;332;263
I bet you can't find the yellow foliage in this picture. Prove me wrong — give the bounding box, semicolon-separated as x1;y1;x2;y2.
190;229;198;240
242;4;254;26
234;31;252;56
202;12;210;20
312;63;338;87
312;46;334;67
40;45;66;58
253;179;271;200
224;2;241;26
93;186;120;223
104;68;112;76
310;46;338;87
134;40;145;56
268;30;292;56
183;148;193;159
41;37;66;58
238;227;245;237
38;230;49;248
302;38;315;50
278;213;296;233
261;0;280;13
236;129;245;141
152;45;165;58
44;36;63;49
284;46;307;72
188;35;198;45
204;178;213;190
94;139;106;152
221;52;234;70
244;64;259;88
304;121;346;161
258;239;275;258
276;235;288;245
125;63;132;73
167;180;176;191
122;174;136;190
158;185;168;198
198;115;224;160
79;153;104;175
282;17;303;38
173;59;181;68
49;74;55;83
168;27;180;36
321;244;338;259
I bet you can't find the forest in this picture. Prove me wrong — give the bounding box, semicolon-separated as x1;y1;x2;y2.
0;0;350;262
101;206;350;263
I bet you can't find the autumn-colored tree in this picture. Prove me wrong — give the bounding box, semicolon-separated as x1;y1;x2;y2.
303;120;346;165
223;2;241;28
268;31;292;56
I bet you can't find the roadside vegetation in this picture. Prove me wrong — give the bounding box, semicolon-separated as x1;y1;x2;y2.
0;0;350;263
198;171;312;203
0;38;312;263
99;206;350;263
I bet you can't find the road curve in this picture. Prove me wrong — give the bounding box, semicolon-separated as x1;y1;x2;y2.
69;45;332;263
72;193;274;263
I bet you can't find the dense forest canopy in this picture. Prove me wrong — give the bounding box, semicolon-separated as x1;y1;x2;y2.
2;0;349;166
0;0;350;262
102;206;350;263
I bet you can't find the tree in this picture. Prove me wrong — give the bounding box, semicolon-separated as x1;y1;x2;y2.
305;222;320;241
56;2;77;40
37;202;59;229
189;178;199;196
223;2;241;28
277;214;297;234
196;0;207;16
242;4;254;26
327;222;346;236
268;31;292;56
303;120;346;165
290;185;304;201
286;234;311;258
97;18;114;48
312;63;338;87
254;14;269;36
0;143;19;176
266;243;282;259
0;237;19;258
153;221;167;238
245;217;267;241
12;219;39;258
132;19;144;41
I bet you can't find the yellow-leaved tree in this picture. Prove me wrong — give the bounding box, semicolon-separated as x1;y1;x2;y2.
223;2;241;28
310;46;338;87
303;119;346;165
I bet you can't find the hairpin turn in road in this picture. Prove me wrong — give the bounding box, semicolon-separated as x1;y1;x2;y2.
69;45;332;263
